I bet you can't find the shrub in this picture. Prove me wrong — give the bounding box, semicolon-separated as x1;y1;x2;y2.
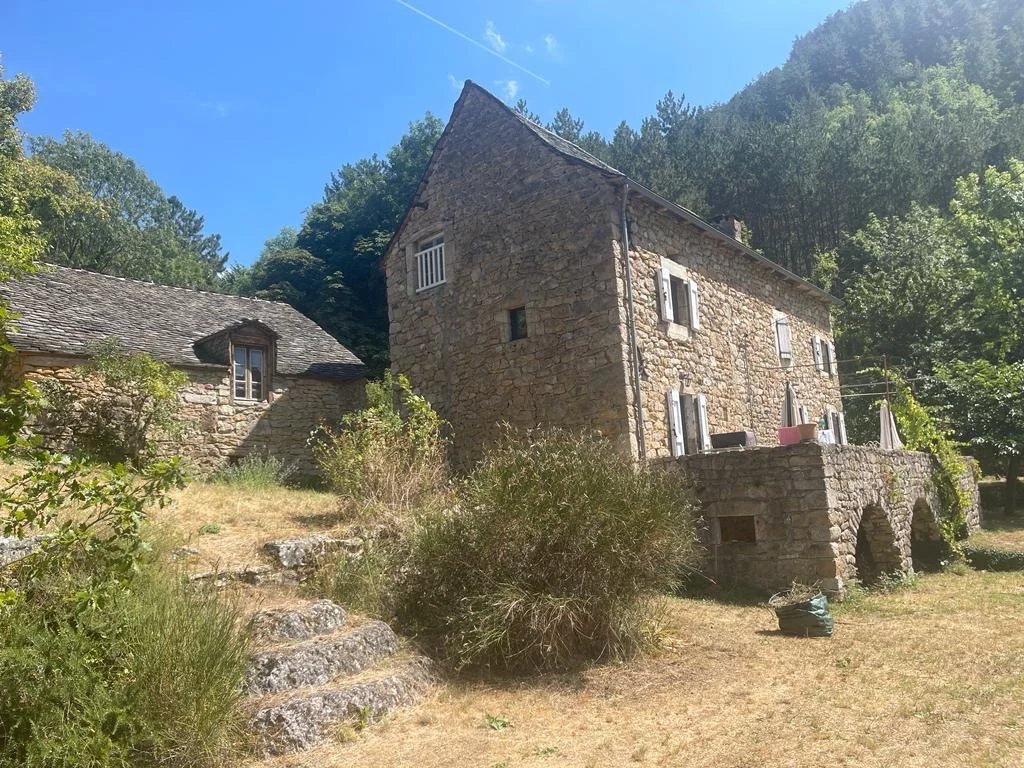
393;429;699;672
962;544;1024;571
207;452;295;489
38;338;187;466
312;371;447;518
0;565;249;768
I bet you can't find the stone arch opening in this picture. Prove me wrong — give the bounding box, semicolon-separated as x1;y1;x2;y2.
854;505;903;585
910;498;944;572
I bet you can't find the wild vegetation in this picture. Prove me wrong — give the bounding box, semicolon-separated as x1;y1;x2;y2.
37;339;188;467
0;67;248;767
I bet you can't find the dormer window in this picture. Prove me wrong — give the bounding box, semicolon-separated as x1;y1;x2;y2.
234;345;266;401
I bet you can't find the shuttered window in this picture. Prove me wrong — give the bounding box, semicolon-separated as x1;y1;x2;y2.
812;335;824;372
657;265;700;330
670;390;710;456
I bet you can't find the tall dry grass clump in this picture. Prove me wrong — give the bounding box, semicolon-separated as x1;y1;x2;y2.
393;430;700;673
312;372;448;521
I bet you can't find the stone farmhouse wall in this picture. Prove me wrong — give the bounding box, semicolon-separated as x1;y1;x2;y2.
387;86;631;465
623;195;842;460
14;353;364;477
681;443;980;597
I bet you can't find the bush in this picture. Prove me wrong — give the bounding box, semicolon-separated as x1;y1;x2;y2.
37;338;187;466
207;452;295;489
393;430;699;672
962;544;1024;571
312;372;447;518
0;564;249;767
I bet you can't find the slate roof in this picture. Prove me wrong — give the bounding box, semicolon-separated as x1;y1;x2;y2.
452;80;835;303
0;265;365;379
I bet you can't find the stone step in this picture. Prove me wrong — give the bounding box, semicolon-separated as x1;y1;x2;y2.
250;600;347;645
249;657;434;756
262;534;363;569
244;620;400;695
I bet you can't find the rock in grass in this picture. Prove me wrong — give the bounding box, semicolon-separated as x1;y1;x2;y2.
262;535;363;569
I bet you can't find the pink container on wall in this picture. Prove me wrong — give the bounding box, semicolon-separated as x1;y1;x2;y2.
778;426;802;446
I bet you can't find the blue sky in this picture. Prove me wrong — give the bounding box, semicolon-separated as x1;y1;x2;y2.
5;1;851;266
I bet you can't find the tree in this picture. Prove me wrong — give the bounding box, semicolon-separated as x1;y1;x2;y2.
28;131;227;288
250;114;443;374
936;361;1024;514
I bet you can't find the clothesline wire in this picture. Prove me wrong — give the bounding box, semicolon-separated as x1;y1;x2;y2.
840;375;933;389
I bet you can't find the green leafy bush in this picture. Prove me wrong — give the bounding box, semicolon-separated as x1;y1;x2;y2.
37;338;188;466
962;544;1024;571
207;452;295;489
312;371;447;517
393;430;699;672
0;565;249;768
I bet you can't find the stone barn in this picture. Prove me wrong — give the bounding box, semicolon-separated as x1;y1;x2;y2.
384;80;980;596
0;265;365;475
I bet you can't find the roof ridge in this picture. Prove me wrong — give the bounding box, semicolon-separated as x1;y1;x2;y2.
463;80;623;177
38;263;291;308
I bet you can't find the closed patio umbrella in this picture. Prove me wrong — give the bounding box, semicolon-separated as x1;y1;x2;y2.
780;382;801;428
879;402;904;450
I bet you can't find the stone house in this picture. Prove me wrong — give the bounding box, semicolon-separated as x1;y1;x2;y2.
387;81;843;465
386;81;979;596
0;265;365;475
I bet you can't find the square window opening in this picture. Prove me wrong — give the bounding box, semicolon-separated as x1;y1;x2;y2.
509;306;528;341
414;234;446;291
718;515;757;544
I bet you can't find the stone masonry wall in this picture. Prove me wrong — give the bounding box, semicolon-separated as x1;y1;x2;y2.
387;87;631;465
624;196;842;460
680;443;980;597
17;353;364;477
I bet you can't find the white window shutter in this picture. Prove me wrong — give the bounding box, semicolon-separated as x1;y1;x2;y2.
667;389;684;458
686;279;700;330
775;314;792;358
658;267;674;324
812;335;824;372
837;412;848;445
799;405;810;424
696;394;711;452
827;341;837;375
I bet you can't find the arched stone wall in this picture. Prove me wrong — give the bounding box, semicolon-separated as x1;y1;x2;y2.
680;442;980;598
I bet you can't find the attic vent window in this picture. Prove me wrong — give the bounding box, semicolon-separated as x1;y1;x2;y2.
415;235;446;291
234;345;265;401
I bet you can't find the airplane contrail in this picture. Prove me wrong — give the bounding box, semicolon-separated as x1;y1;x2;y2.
393;0;551;86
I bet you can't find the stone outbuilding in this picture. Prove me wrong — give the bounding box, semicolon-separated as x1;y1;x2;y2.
0;265;365;475
386;81;980;595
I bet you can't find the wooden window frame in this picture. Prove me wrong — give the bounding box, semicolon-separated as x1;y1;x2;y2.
232;343;269;402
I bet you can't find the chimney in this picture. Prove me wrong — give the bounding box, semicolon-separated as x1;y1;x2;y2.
711;214;744;243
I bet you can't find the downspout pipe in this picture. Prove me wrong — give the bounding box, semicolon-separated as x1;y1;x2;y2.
620;180;647;462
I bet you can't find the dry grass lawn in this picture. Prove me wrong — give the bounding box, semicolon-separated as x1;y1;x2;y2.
244;568;1024;768
150;481;351;572
968;511;1024;552
144;482;1024;767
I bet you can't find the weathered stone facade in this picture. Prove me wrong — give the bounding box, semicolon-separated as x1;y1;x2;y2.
387;81;840;465
387;84;630;463
15;353;364;477
682;443;981;596
624;195;841;460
